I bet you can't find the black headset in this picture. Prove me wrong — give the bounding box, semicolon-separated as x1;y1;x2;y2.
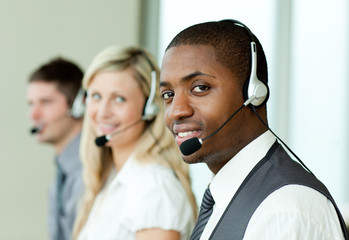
139;51;160;121
223;19;269;108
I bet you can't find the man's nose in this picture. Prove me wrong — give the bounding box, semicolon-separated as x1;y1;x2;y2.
167;93;194;121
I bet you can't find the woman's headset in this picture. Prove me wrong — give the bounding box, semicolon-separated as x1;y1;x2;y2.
139;51;160;121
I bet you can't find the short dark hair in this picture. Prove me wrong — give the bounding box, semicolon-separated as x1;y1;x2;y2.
166;20;268;89
29;57;83;107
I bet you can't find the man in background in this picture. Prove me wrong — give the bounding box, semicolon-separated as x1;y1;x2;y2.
27;57;85;240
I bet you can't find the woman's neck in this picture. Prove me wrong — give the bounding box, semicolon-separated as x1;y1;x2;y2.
110;142;136;171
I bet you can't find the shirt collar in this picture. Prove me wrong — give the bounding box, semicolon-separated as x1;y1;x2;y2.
106;154;141;189
210;130;276;214
56;132;81;174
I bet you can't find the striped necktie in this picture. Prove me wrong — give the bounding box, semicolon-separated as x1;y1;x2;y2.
190;187;215;240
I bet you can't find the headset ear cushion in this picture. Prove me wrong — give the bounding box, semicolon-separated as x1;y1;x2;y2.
242;79;250;103
70;88;86;119
242;78;269;108
142;101;159;121
259;81;270;107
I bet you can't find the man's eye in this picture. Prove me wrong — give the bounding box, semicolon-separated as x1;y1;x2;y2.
42;99;53;105
192;85;209;93
161;91;174;100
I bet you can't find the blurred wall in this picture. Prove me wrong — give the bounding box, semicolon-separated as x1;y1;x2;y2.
0;1;142;239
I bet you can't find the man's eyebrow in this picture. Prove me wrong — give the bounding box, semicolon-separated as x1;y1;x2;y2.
159;71;215;88
182;71;215;81
159;81;169;88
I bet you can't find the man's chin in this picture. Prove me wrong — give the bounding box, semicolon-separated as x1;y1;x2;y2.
36;135;46;143
37;135;54;145
182;153;207;165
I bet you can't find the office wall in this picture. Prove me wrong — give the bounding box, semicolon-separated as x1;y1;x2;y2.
0;1;141;239
289;0;349;203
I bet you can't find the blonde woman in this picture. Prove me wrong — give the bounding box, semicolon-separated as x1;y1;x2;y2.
73;45;197;240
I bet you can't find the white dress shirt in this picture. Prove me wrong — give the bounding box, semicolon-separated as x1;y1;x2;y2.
200;130;344;240
77;155;195;240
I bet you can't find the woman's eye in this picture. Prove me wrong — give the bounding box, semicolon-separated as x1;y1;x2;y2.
115;96;126;102
90;93;101;100
192;85;209;93
161;91;174;100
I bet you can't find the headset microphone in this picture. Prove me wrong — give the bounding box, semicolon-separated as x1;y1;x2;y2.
95;134;111;147
30;126;42;134
179;137;203;156
95;118;144;147
180;96;257;156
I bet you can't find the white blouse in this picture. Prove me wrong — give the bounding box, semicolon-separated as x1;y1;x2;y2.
77;155;195;240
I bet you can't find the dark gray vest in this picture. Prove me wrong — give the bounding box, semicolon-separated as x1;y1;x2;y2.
209;141;348;239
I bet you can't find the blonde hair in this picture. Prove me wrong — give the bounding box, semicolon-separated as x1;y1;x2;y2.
73;45;197;238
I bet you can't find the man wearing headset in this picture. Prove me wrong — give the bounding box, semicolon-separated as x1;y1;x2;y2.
27;57;85;240
159;20;347;239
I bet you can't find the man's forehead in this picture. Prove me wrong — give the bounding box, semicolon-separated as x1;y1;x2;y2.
160;45;231;84
162;45;215;71
164;44;215;58
27;81;62;99
28;80;58;89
